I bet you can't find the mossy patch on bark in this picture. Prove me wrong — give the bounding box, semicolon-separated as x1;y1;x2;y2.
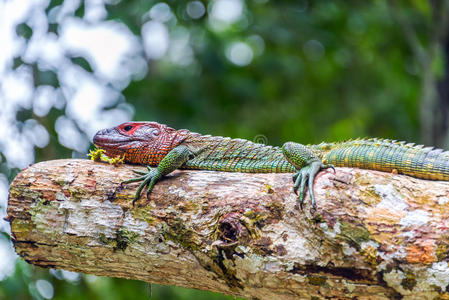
338;221;371;249
98;227;139;251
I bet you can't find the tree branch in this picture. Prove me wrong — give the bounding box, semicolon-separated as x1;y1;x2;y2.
7;159;449;299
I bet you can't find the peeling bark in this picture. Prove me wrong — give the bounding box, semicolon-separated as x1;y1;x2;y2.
7;159;449;299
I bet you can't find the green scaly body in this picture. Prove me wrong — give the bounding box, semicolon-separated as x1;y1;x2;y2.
181;133;449;181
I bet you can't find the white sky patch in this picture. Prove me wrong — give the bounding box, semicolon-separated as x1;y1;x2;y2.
33;85;60;117
0;238;17;280
0;171;15;279
0;174;10;234
61;270;81;282
24;32;65;70
22;119;50;149
169;27;194;66
0;118;36;169
399;209;430;227
61;66;132;138
60;18;142;83
149;2;174;23
64;69;119;124
210;0;243;23
1;66;34;109
24;2;49;38
36;279;54;299
0;0;32;74
55;116;90;152
208;0;244;31
48;0;81;24
84;0;108;22
186;1;206;19
226;42;253;66
142;20;170;59
0;64;42;168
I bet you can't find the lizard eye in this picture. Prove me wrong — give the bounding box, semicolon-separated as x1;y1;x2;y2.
123;125;133;132
153;129;159;136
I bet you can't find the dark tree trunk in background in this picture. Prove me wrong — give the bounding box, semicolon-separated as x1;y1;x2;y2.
390;0;449;148
437;35;449;147
418;0;449;148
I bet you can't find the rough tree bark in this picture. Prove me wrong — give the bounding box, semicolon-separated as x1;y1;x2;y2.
7;159;449;299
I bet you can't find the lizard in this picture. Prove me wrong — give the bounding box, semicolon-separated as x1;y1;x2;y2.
92;121;449;207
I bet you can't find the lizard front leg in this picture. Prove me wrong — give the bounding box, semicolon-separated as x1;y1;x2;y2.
282;142;334;208
123;145;195;205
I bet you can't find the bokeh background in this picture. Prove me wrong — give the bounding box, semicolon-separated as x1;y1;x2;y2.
1;0;448;299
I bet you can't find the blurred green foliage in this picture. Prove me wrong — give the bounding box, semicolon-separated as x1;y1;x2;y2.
124;0;423;144
0;0;445;299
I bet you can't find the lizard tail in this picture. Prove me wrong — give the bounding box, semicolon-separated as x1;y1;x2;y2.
322;138;449;181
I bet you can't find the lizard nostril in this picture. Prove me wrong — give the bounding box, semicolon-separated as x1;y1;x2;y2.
93;129;108;145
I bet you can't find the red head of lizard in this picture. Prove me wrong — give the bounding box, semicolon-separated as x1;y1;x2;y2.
93;122;190;166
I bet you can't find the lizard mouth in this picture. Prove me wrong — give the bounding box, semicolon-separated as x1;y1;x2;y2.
92;128;136;157
93;129;127;145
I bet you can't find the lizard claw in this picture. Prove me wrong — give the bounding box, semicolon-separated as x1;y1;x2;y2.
132;169;148;176
292;172;299;183
293;173;302;195
122;167;161;206
292;160;326;209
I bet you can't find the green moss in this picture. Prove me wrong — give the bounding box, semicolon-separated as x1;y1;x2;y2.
243;210;257;219
68;187;84;202
163;218;200;251
311;213;325;224
266;201;283;220
264;183;273;194
338;221;371;248
130;207;155;226
356;185;383;204
436;243;449;261
11;219;34;234
178;200;200;213
10;188;43;202
359;246;378;267
401;272;417;291
430;284;442;293
243;210;267;228
308;275;327;286
115;228;139;251
55;178;68;186
98;228;139;251
239;215;261;239
98;233;109;245
29;196;54;228
114;191;135;203
29;197;47;214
